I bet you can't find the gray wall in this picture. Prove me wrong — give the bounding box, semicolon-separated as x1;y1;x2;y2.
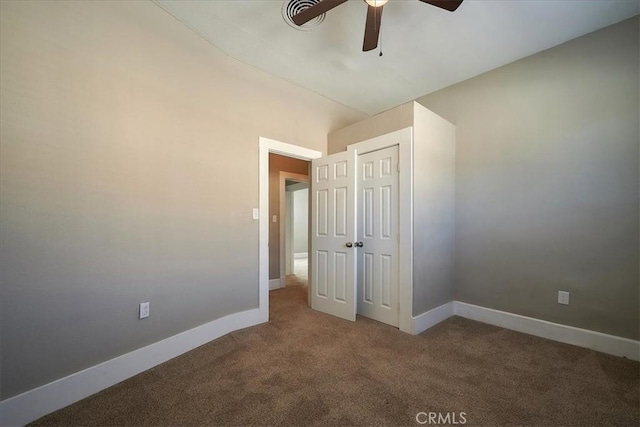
0;1;363;400
417;16;639;340
293;188;309;254
412;104;456;315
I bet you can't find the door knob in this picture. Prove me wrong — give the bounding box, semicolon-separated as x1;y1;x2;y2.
345;242;353;248
355;242;364;247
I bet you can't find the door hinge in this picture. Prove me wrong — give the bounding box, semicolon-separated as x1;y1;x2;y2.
397;162;400;173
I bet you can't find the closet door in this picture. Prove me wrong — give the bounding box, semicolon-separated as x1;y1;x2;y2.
310;151;357;321
356;145;400;327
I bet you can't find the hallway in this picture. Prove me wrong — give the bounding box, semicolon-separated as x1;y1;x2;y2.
286;257;308;288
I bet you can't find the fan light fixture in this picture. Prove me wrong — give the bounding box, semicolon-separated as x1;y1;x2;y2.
365;0;388;7
291;0;463;52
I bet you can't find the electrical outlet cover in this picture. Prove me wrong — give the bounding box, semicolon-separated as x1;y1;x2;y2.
139;302;150;319
558;291;570;305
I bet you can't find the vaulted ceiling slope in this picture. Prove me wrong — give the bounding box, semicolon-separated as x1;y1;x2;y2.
156;1;639;115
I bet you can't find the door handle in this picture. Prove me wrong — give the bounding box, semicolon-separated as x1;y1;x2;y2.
355;242;364;248
345;242;353;248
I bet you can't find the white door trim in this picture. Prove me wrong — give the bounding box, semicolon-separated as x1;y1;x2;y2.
280;171;309;286
346;127;413;333
285;190;293;276
259;137;321;322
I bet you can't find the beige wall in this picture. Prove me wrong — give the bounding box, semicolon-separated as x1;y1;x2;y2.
328;103;414;155
0;0;364;400
268;154;309;280
417;16;639;340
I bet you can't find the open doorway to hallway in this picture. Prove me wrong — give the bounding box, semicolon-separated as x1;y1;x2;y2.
268;153;309;292
285;181;309;288
258;137;321;323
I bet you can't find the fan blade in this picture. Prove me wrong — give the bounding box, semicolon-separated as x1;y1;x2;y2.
363;4;383;52
419;0;464;12
291;0;349;26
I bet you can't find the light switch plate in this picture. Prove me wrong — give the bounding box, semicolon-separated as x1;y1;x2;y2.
272;215;278;223
252;208;259;220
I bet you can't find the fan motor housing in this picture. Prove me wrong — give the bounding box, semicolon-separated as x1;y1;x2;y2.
282;0;325;30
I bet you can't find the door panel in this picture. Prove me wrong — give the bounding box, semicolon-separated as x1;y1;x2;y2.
357;146;399;327
316;190;328;236
311;151;356;321
335;187;347;236
334;252;347;301
316;251;328;297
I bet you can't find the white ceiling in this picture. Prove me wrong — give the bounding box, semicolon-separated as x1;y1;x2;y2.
156;0;639;115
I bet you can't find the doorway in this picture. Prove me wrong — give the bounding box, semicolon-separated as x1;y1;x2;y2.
258;138;321;323
281;176;309;288
258;130;412;334
271;159;309;290
285;181;309;276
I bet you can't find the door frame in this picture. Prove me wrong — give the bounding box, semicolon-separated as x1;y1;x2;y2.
259;137;321;322
346;127;413;333
285;190;293;276
279;172;309;286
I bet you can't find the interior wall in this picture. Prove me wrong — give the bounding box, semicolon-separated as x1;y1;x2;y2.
417;16;639;340
269;154;309;280
412;104;456;316
0;0;364;400
328;103;414;155
293;188;309;254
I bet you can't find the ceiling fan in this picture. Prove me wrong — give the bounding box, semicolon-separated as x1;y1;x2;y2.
291;0;464;52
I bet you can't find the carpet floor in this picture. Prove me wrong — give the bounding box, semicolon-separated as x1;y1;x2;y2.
31;283;639;426
292;258;308;285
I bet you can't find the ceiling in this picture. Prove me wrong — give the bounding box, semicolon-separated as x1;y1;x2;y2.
156;0;639;115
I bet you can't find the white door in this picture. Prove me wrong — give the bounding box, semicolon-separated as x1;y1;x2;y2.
356;146;400;327
310;151;356;321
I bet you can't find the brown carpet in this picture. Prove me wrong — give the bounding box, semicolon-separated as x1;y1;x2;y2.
31;283;639;426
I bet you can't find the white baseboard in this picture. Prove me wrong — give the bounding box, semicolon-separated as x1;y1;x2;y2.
4;301;637;426
294;252;308;259
269;278;282;290
410;301;639;361
0;308;263;427
454;301;640;361
412;301;454;335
